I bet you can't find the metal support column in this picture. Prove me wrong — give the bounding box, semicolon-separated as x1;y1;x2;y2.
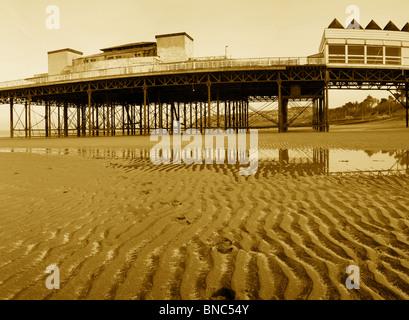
77;104;81;137
217;91;220;128
10;98;14;138
24;100;28;138
28;96;32;138
224;100;227;131
405;82;409;128
282;99;288;133
278;80;283;133
325;81;330;132
87;88;92;137
27;96;31;138
64;102;68;137
45;101;49;138
207;79;211;128
143;82;147;135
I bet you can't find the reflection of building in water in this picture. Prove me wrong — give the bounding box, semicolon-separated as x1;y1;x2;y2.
262;148;330;176
0;147;408;176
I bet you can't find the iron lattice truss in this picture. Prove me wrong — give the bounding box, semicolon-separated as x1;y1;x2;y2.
1;66;409;137
328;68;408;90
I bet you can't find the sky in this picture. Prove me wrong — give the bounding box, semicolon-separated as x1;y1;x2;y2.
1;0;409;129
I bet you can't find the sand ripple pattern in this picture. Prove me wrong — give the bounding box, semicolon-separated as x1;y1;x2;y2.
0;152;409;300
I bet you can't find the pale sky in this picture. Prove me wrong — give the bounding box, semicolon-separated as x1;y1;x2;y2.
1;0;409;129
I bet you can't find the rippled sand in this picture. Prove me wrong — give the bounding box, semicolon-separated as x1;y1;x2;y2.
0;124;409;300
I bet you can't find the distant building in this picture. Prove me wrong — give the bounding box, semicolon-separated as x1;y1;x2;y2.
320;19;409;67
47;32;194;75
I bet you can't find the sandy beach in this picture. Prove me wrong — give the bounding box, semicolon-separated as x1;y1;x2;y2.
0;120;409;300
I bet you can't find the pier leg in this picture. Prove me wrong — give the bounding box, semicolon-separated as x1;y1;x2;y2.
217;91;220;129
318;98;324;132
190;102;192;131
405;83;409;128
154;102;157;130
143;84;147;135
49;102;52;137
325;82;330;132
195;102;198;130
28;96;32;138
64;102;68;137
88;88;92;137
246;99;249;132
278;81;283;133
183;102;187;131
282;99;288;133
140;103;143;135
224;101;227;130
122;105;125;136
45;101;49;138
10;98;14;139
77;104;81;137
207;80;211;128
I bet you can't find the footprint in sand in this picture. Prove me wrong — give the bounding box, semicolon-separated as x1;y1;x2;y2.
175;216;191;225
214;237;235;254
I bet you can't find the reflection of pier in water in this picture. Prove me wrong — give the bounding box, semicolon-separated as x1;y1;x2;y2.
1;147;408;176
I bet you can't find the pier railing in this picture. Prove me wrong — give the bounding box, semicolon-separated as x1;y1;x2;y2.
0;56;325;89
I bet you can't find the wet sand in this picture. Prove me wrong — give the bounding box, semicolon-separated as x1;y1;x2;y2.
0;121;409;300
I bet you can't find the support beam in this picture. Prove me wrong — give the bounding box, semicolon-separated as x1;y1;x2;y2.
224;101;227;130
28;96;32;138
405;82;409;128
87;88;92;137
278;81;283;133
45;101;49;138
207;79;211;128
25;100;28;138
77;104;81;137
325;81;330;132
217;91;220;129
282;99;288;133
10;98;13;139
64;102;68;137
143;82;147;135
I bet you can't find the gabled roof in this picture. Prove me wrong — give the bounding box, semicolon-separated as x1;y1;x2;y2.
402;22;409;32
328;18;344;29
347;19;364;29
365;20;382;30
384;21;400;31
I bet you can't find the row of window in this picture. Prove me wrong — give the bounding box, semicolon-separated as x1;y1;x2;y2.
328;45;402;65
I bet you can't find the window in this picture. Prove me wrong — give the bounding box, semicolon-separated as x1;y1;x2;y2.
328;45;345;55
348;45;364;64
367;46;383;64
385;47;401;65
328;45;346;64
